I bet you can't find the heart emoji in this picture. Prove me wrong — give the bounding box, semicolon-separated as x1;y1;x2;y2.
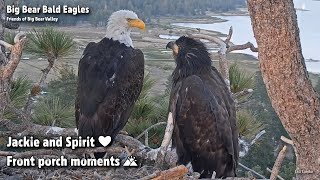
98;136;112;147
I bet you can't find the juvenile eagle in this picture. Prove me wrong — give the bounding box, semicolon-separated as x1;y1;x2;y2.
75;10;145;156
166;36;239;178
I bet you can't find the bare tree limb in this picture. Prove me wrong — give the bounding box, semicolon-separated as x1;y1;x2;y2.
0;40;12;50
135;122;166;140
270;146;287;180
187;33;226;48
280;136;293;146
14;32;26;44
227;42;258;53
250;130;266;145
225;26;233;46
238;162;267;179
239;130;266;158
160;114;174;148
155;112;174;167
267;168;285;180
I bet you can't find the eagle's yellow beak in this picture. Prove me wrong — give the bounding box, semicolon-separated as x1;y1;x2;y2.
128;18;146;31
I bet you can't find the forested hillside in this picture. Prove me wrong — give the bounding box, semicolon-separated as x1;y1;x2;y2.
8;0;246;25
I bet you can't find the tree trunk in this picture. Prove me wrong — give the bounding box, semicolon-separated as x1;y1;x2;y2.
247;0;320;179
0;0;22;117
0;33;26;117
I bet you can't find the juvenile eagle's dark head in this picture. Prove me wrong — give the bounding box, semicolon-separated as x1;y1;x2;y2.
166;36;212;81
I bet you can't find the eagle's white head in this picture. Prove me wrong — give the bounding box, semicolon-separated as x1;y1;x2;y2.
105;10;145;48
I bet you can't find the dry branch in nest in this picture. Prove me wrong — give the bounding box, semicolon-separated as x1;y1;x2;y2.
148;165;188;180
155;112;174;167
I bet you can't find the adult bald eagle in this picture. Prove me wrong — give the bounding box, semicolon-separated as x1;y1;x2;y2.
166;36;239;178
75;10;145;156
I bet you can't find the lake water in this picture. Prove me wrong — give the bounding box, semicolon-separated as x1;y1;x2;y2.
171;0;320;74
159;34;181;40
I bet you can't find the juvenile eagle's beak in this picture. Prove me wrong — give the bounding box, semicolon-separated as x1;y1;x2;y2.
128;18;146;31
166;41;179;55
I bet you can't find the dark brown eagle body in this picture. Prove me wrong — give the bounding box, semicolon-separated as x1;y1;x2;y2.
75;38;144;149
168;37;239;178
